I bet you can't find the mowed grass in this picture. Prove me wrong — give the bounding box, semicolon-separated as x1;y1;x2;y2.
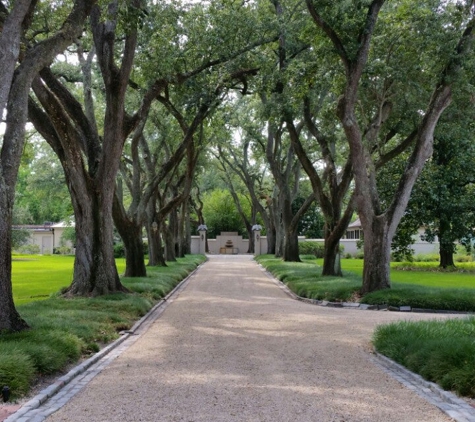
12;255;125;305
1;254;205;400
257;255;475;311
336;258;475;289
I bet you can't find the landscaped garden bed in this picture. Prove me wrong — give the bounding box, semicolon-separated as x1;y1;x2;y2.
0;255;206;400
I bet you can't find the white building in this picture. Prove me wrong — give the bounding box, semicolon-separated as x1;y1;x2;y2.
13;221;74;254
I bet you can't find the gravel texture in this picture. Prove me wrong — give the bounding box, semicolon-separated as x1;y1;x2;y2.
45;255;461;422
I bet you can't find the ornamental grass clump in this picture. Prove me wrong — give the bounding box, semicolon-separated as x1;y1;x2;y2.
373;317;475;397
0;352;35;400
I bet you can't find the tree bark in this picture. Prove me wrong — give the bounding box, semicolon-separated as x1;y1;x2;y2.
163;216;177;262
439;218;455;268
322;236;342;277
146;199;166;267
68;191;128;295
0;204;28;331
0;0;95;331
360;217;391;295
112;193;147;277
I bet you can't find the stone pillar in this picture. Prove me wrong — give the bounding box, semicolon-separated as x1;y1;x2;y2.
253;225;262;256
197;224;207;255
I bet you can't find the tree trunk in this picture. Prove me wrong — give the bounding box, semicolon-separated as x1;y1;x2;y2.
0;203;28;332
0;0;94;329
163;220;177;262
360;218;392;295
283;226;300;262
439;219;455;268
322;235;342;276
282;197;301;262
266;226;276;255
183;203;191;255
147;225;166;267
439;247;455;268
113;193;147;277
146;199;167;267
66;192;128;296
118;223;146;277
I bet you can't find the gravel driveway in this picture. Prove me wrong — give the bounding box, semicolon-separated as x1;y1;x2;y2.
46;255;459;422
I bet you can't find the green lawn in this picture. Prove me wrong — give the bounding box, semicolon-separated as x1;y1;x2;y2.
12;255;126;305
337;259;475;289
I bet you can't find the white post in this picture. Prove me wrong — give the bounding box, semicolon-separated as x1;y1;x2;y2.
199;230;206;255
254;229;262;256
197;224;208;255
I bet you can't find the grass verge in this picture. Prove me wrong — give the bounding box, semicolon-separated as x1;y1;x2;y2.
0;255;205;401
373;318;475;398
256;255;475;311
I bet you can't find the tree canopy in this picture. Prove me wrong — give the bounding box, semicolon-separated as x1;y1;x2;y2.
2;0;475;331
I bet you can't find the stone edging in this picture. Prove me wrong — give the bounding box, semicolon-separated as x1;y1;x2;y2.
373;353;475;422
4;260;207;422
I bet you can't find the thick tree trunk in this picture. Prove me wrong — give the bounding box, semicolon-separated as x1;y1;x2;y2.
360;218;392;295
322;235;342;276
147;226;166;267
266;226;276;255
283;227;300;262
146;200;167;267
438;218;455;268
113;194;147;277
0;0;95;329
282;197;301;262
0;203;28;332
439;247;455;268
246;226;255;254
119;224;146;277
66;193;128;296
163;220;177;262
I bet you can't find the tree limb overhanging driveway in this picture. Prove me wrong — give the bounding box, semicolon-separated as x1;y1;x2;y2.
46;256;460;422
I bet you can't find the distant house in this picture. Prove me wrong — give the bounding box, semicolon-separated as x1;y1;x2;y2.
344;218;439;255
12;221;74;254
345;219;363;240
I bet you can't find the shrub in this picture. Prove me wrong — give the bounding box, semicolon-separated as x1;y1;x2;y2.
54;246;73;255
455;254;472;263
113;242;125;258
17;244;40;255
298;241;344;258
299;241;325;258
413;253;440;262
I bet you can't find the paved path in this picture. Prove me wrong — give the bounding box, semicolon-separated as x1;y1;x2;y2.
13;256;475;421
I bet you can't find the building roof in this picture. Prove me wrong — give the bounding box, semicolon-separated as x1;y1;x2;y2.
347;218;361;229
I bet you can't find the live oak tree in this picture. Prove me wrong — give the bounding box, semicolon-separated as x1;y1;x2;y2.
29;1;144;296
305;0;475;293
380;106;475;267
0;0;95;331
